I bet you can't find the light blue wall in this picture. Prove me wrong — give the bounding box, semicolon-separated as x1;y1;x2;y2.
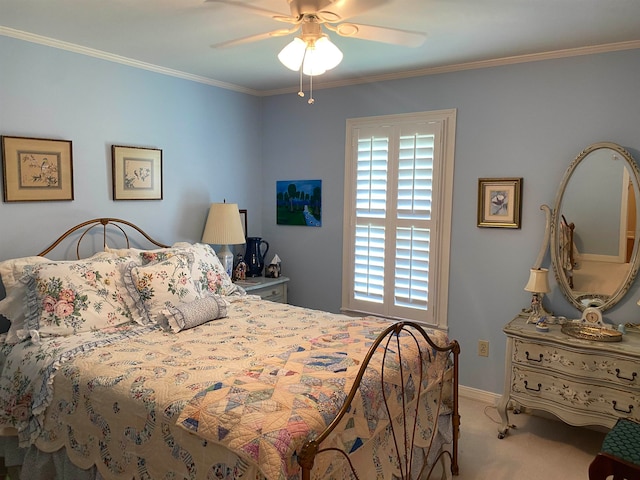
3;34;640;395
260;49;640;394
0;36;262;259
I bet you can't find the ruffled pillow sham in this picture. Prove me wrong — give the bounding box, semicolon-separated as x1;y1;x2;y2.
109;242;243;297
0;256;51;343
23;255;136;338
124;253;202;324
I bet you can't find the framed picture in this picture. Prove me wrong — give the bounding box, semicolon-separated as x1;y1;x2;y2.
276;179;322;227
1;136;74;202
112;145;162;200
239;209;247;238
477;177;523;228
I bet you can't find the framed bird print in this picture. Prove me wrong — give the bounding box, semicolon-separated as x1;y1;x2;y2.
1;136;74;202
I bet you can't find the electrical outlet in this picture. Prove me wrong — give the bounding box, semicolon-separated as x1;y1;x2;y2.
478;340;489;357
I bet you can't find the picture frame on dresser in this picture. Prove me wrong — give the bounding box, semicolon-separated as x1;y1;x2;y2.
1;136;74;202
477;177;523;228
111;145;162;200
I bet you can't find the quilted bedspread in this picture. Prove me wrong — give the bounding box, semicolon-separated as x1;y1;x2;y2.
0;297;452;480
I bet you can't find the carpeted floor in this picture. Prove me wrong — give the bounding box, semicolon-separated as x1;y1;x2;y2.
444;395;607;479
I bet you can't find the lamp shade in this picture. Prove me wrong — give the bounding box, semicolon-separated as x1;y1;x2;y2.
201;203;246;246
524;268;551;293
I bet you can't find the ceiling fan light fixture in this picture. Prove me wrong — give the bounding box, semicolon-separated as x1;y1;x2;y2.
278;34;343;76
311;35;343;71
278;37;307;71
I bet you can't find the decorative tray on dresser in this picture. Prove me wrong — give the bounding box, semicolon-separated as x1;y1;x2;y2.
497;315;640;438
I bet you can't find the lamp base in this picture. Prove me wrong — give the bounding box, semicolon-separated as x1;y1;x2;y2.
217;245;234;278
525;292;552;324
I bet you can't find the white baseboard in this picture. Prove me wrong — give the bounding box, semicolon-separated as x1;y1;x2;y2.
459;385;501;405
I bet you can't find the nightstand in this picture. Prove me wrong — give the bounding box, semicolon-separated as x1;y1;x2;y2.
235;276;289;303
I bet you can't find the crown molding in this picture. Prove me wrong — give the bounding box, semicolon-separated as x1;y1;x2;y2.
3;26;639;98
0;26;259;96
261;40;640;96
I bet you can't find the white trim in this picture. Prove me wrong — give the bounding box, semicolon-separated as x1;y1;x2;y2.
2;26;639;97
261;40;640;96
0;26;259;96
459;385;502;405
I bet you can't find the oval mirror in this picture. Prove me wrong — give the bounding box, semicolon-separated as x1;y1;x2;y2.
550;142;640;312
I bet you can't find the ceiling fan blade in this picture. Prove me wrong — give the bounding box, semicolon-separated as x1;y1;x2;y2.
288;0;337;18
204;0;296;21
211;26;300;49
331;22;426;47
324;0;391;20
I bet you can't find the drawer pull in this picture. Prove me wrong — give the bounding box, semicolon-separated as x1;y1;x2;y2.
615;369;638;382
525;352;543;363
524;381;541;392
612;401;634;414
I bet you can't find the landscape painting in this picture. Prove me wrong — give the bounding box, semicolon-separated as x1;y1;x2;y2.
276;179;322;227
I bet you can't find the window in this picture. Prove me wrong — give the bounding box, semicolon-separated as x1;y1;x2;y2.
341;110;456;328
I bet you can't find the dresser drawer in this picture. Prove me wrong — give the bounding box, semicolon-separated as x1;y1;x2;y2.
511;364;640;423
251;283;285;303
512;338;640;389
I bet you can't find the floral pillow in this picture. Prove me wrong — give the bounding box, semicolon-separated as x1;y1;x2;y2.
24;256;135;338
0;256;51;344
178;243;241;297
125;253;202;324
133;243;242;297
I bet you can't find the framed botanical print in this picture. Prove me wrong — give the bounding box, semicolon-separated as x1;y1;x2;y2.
2;136;74;202
112;145;162;200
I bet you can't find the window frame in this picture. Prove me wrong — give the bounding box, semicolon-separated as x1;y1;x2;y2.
341;109;457;329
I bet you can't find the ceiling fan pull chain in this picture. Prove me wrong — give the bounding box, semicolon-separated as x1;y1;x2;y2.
308;74;314;104
298;66;304;97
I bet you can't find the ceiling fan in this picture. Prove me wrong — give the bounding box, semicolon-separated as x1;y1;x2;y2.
206;0;427;49
205;0;426;103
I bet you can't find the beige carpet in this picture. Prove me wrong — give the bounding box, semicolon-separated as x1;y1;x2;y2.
442;395;607;479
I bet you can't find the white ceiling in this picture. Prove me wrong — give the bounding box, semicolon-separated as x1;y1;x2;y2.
2;0;640;95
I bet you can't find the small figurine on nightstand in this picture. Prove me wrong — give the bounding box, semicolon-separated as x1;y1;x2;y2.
233;261;247;281
265;254;281;278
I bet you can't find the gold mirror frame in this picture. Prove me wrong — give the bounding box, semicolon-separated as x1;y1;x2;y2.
550;142;640;312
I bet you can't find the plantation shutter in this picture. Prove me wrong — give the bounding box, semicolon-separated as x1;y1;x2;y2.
342;111;456;327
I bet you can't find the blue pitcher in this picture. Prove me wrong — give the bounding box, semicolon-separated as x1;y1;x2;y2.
244;237;269;277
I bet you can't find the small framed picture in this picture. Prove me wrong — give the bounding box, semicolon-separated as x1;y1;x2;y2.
2;136;74;202
239;209;247;238
112;145;162;200
477;177;523;228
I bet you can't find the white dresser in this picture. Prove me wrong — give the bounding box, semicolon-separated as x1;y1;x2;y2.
497;316;640;438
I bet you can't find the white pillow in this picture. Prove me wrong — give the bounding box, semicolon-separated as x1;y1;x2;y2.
0;256;51;343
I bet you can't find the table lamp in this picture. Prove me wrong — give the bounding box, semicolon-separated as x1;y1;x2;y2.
524;267;551;324
201;202;246;277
